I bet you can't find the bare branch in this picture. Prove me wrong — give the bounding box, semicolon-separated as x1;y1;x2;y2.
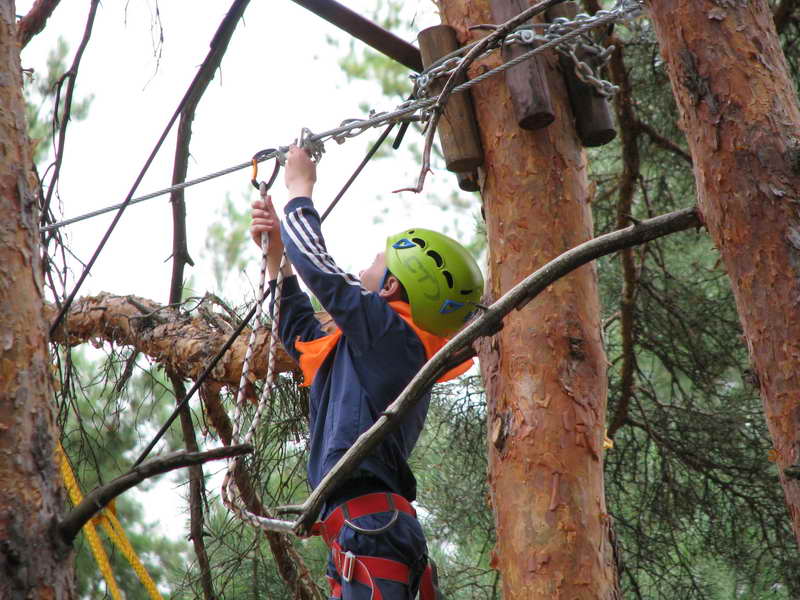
17;0;61;49
59;445;253;543
168;0;250;303
40;0;99;225
636;119;692;165
608;39;640;439
164;5;251;595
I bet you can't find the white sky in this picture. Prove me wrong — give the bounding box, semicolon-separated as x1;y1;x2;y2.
18;0;480;544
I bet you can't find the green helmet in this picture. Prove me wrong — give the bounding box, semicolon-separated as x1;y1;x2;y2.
385;228;484;337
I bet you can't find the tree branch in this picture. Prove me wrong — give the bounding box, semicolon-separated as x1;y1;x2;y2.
39;0;99;227
170;373;216;600
636;119;692;165
164;4;250;597
607;39;640;440
773;0;798;33
17;0;61;49
290;206;702;534
48;294;308;384
58;445;253;543
168;0;250;303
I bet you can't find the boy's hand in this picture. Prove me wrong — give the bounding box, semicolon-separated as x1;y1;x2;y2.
251;195;287;278
284;145;316;199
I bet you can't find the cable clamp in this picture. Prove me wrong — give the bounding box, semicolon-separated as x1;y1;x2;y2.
298;127;325;163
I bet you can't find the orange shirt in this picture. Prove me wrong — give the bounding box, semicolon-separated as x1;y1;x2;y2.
295;301;472;388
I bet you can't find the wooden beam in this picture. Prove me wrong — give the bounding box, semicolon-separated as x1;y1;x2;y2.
546;1;616;146
418;25;484;173
490;0;555;130
290;0;423;72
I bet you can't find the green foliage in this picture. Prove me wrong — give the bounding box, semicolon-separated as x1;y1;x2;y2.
587;14;800;600
413;376;499;599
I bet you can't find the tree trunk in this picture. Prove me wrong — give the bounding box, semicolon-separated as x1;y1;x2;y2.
438;1;618;598
0;1;74;597
647;0;800;546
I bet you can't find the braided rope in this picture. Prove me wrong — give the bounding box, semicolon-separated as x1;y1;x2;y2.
97;511;163;600
221;182;293;532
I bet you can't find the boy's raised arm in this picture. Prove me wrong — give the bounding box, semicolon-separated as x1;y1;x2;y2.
278;147;394;350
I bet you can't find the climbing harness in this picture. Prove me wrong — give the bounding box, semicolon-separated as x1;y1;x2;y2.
58;442;163;600
311;492;440;600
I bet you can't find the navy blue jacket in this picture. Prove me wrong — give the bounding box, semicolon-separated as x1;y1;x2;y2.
275;196;431;501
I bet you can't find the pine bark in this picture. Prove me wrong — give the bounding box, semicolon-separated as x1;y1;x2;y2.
438;1;618;597
647;0;800;546
0;0;74;597
47;293;336;385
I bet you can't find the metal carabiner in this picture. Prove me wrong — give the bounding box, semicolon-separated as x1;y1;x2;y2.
250;148;282;191
341;493;401;536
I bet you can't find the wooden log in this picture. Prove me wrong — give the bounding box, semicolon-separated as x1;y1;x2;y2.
546;1;616;147
457;169;480;192
417;25;484;172
490;0;555;130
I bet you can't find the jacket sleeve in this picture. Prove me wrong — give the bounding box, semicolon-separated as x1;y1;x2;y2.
280;196;398;354
270;275;326;363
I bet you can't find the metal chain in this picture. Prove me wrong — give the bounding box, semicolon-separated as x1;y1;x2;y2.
41;1;641;235
413;0;642;99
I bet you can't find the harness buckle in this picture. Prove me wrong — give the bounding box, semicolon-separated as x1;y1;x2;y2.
342;550;356;583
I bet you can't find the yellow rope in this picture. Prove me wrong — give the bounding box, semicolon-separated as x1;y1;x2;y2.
57;442;123;600
57;442;163;600
97;509;163;600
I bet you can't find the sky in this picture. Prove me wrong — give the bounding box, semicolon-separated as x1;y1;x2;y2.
17;0;480;544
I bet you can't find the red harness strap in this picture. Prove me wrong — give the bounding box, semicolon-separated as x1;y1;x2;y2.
312;493;438;600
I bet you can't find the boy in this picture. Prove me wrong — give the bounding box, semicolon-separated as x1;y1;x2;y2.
250;146;483;599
